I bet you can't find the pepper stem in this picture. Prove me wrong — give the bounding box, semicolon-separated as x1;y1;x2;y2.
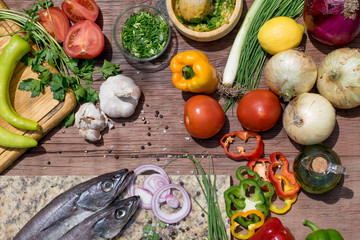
182;66;195;80
303;219;320;232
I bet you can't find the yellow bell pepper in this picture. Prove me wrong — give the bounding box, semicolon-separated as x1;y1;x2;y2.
269;175;298;214
230;210;265;239
170;51;218;94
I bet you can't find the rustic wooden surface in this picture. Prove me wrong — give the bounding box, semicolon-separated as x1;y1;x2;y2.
2;0;360;239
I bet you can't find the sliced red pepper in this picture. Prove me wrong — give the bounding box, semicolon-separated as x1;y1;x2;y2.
247;158;272;182
220;130;264;161
268;152;300;199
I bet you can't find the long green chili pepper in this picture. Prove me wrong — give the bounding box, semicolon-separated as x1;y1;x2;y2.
0;34;39;131
0;126;37;148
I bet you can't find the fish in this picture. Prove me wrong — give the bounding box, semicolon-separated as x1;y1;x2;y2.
14;169;134;240
58;196;140;240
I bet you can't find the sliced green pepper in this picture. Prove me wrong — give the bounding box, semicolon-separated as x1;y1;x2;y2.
224;178;269;227
0;34;39;131
236;166;274;207
303;219;344;240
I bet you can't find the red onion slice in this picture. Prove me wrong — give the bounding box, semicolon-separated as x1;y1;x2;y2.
151;184;191;224
134;187;153;210
127;164;170;197
165;194;180;209
143;174;171;203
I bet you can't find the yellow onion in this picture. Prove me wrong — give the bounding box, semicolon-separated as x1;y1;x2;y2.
283;93;336;146
317;48;360;109
265;49;317;102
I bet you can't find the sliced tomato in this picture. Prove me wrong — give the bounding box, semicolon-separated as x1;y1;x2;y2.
63;20;104;59
38;7;70;43
61;0;99;23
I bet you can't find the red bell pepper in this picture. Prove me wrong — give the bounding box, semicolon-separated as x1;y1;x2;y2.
268;152;300;199
220;130;263;161
247;158;272;182
249;217;295;240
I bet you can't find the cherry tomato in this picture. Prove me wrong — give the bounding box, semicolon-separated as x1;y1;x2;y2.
237;89;281;132
63;20;104;59
38;7;70;43
61;0;99;23
184;95;225;139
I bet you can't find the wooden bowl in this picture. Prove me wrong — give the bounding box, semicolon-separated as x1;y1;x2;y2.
166;0;243;42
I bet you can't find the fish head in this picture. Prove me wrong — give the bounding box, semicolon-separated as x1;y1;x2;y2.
76;169;134;211
93;196;140;239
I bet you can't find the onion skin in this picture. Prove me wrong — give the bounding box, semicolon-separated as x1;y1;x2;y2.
317;48;360;109
304;0;360;46
265;50;317;102
283;93;336;145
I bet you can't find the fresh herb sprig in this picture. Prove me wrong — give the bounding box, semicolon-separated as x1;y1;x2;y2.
0;0;121;126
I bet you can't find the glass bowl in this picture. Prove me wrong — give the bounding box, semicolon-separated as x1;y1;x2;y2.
113;4;171;62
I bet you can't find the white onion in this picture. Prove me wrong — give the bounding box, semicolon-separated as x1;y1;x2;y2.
265;49;317;102
282;93;336;145
317;48;360;109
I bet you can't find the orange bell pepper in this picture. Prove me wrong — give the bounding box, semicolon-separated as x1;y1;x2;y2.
170;51;218;94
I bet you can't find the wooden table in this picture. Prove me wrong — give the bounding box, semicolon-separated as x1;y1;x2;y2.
3;0;360;239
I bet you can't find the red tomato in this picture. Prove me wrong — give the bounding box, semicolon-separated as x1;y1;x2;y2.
38;7;70;43
63;20;104;59
184;95;225;139
62;0;99;23
237;89;281;132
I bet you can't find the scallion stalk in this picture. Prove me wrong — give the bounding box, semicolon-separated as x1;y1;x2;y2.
220;0;304;111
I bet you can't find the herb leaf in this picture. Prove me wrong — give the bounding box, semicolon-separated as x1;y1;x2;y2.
100;60;122;80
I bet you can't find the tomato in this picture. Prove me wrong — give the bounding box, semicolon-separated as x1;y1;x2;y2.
237;89;281;132
184;95;225;139
38;7;70;43
62;0;99;23
63;20;104;59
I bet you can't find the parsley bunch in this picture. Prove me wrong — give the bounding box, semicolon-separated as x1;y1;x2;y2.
0;0;121;126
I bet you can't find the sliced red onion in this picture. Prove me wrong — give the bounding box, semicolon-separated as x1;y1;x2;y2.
165;194;180;209
127;164;170;197
134;187;153;210
143;174;171;203
151;184;191;224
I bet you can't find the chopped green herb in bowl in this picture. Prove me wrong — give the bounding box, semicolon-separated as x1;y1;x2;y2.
113;5;171;61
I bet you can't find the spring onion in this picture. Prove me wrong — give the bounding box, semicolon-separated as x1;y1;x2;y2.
220;0;304;111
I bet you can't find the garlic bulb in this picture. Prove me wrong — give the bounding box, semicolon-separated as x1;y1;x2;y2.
99;74;141;118
265;49;317;102
75;102;111;142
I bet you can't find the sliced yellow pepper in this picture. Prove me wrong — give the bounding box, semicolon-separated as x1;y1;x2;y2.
170;50;218;94
269;175;298;214
230;209;265;239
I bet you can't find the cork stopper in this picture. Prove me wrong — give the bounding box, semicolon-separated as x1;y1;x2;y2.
311;157;328;174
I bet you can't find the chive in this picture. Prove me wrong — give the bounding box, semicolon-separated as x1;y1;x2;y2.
221;0;304;111
166;156;228;240
121;11;168;58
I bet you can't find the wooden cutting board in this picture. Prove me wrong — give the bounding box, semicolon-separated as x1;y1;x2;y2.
0;0;76;173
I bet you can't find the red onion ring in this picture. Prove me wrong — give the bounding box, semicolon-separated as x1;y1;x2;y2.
134;187;153;210
165;194;180;209
143;174;171;203
127;164;170;197
151;184;191;224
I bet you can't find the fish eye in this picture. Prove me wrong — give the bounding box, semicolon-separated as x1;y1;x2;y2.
101;180;114;192
115;209;126;219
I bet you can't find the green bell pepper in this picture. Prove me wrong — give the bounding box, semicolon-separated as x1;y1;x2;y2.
303;219;344;240
224;178;269;227
236;166;274;206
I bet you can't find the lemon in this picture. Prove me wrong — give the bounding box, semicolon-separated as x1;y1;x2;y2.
258;16;304;55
